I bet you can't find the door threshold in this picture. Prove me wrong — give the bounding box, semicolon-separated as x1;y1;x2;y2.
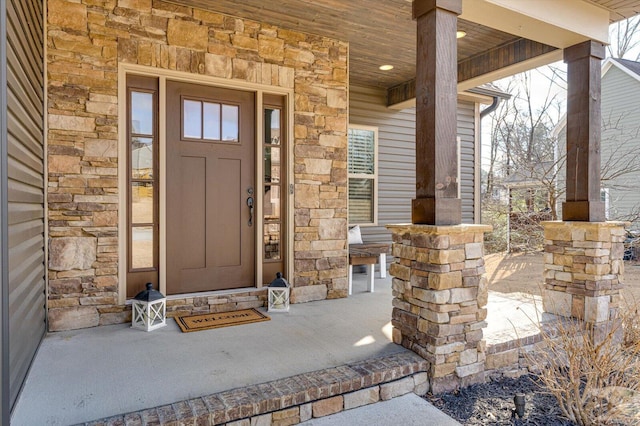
165;286;264;301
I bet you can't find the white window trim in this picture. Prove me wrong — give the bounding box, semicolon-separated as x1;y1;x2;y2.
347;124;379;226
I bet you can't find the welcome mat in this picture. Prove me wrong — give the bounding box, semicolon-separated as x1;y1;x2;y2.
175;308;270;333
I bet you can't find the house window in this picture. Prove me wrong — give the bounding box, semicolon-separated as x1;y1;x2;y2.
348;125;378;225
601;188;610;220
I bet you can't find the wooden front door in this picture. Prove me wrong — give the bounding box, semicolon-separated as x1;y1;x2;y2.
166;81;255;294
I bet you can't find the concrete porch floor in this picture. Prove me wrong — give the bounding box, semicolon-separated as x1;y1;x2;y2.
11;273;547;425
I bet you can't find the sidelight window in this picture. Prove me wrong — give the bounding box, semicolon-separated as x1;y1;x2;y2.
126;76;159;298
262;94;287;285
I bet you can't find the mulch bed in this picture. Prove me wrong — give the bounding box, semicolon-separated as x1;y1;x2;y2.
424;374;577;426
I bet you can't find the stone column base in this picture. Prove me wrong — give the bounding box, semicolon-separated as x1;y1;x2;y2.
387;224;492;394
542;221;628;329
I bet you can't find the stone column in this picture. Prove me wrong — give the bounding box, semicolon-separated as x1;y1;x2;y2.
387;224;492;393
543;221;628;340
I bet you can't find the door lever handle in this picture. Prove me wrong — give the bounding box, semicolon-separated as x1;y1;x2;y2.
247;196;254;226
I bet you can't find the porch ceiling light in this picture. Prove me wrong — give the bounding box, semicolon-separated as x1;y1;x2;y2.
132;282;167;331
379;64;394;71
456;30;467;39
268;272;290;312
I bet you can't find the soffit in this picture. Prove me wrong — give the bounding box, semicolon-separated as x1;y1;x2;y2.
587;0;640;21
167;0;639;89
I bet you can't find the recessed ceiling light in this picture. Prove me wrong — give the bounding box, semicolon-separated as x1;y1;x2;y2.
379;64;394;71
456;30;467;39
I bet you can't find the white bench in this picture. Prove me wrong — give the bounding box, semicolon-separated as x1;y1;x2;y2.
348;243;390;295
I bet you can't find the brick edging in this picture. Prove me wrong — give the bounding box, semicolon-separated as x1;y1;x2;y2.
82;352;428;426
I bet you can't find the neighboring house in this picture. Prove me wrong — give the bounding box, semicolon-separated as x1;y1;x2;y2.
556;58;640;226
500;161;557;212
0;0;632;420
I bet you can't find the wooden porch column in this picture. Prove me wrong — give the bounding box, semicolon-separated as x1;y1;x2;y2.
562;41;606;221
411;0;462;225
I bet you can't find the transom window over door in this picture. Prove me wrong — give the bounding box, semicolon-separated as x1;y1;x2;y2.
348;125;378;225
182;98;239;142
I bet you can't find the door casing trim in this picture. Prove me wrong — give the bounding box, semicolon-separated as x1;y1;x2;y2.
117;63;294;303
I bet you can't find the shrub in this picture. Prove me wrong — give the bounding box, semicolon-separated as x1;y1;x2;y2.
528;308;640;425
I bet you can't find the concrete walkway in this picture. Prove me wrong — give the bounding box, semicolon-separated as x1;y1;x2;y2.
299;393;461;426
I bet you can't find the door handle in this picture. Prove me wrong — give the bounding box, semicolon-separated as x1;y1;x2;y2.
247;196;254;226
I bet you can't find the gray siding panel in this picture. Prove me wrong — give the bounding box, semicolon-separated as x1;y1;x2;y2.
600;66;640;222
458;101;476;224
6;0;45;412
349;85;478;248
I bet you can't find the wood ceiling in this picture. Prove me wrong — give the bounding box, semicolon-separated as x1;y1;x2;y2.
167;0;640;90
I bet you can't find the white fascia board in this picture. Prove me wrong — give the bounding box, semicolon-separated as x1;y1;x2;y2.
461;0;610;48
603;58;640;83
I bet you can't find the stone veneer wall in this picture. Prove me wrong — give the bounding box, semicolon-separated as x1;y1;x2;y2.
46;0;348;331
387;224;492;393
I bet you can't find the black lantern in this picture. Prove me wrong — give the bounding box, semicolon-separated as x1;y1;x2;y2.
513;393;526;418
131;283;166;331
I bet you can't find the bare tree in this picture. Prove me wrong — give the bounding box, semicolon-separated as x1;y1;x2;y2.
482;18;640;252
608;16;640;60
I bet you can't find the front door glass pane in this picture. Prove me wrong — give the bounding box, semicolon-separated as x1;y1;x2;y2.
264;146;281;183
222;104;239;142
264;223;280;260
131;137;153;179
131;92;153;135
203;102;221;140
264;185;280;220
131;182;154;224
265;108;281;145
132;226;154;269
183;100;202;139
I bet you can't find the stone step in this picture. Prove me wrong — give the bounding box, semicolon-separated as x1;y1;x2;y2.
83;352;429;426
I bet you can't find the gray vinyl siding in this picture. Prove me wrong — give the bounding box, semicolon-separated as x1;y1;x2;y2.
349;85;478;248
6;0;46;412
600;66;640;224
458;101;477;224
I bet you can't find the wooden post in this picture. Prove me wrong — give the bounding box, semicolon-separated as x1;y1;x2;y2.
563;41;606;222
411;0;462;225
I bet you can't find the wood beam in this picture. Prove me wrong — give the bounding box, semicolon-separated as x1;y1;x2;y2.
458;39;557;84
411;0;462;225
387;38;557;108
563;40;605;222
